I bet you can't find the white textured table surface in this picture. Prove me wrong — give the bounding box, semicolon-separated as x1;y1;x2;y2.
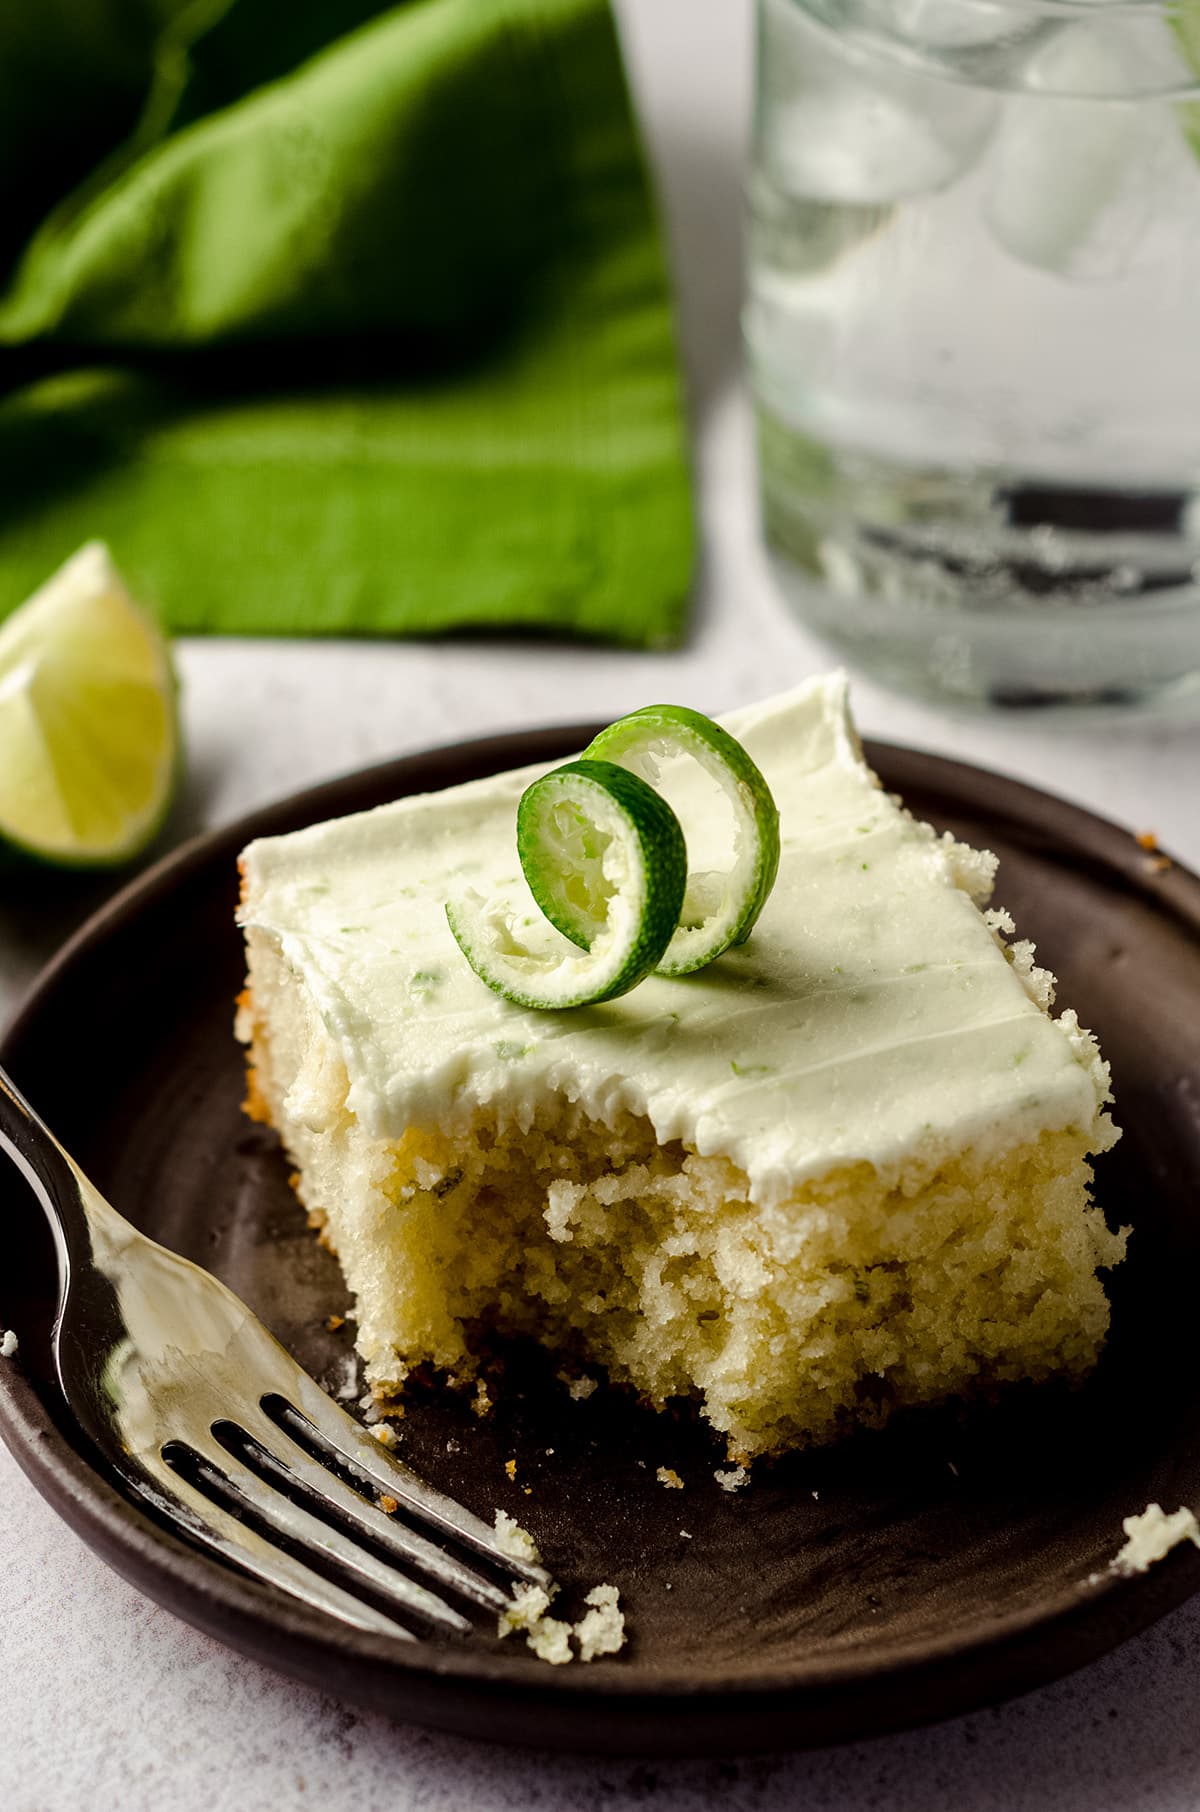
4;4;1200;1807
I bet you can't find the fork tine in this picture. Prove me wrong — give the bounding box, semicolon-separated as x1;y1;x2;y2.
126;1459;418;1641
0;1064;558;1639
223;1411;510;1614
278;1374;553;1588
167;1431;473;1635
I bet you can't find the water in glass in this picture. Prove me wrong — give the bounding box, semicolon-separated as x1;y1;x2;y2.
747;0;1200;705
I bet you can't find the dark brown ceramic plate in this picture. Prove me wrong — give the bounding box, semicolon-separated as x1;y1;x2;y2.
2;726;1200;1758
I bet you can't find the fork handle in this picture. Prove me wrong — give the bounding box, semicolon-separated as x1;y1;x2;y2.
0;1062;94;1272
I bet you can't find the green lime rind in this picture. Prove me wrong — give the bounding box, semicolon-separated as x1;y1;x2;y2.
447;759;686;1010
584;704;780;977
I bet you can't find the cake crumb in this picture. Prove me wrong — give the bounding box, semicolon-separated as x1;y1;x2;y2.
326;1314;346;1332
333;1356;359;1401
1113;1503;1200;1576
378;1494;399;1516
497;1575;627;1667
557;1371;598;1401
497;1585;575;1666
505;1459;518;1482
472;1379;493;1418
494;1509;541;1565
0;1329;16;1360
362;1379;403;1414
371;1424;399;1450
679;1529;692;1540
498;1582;553;1636
576;1585;626;1662
1136;830;1174;872
656;1467;684;1491
715;1466;749;1493
527;1617;575;1665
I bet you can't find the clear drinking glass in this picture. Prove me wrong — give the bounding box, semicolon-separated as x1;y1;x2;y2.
746;0;1200;707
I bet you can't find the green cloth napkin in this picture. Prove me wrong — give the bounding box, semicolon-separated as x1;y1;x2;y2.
0;0;693;646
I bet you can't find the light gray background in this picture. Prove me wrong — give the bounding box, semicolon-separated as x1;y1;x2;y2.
3;4;1200;1807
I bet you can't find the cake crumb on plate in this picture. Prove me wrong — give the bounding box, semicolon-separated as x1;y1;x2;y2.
498;1582;553;1635
0;1329;16;1359
715;1466;749;1493
556;1371;598;1401
656;1467;684;1490
576;1585;626;1662
527;1619;574;1666
498;1580;626;1666
472;1379;493;1418
494;1509;541;1565
1113;1503;1200;1575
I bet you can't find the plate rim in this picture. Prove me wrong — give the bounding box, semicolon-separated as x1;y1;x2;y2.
3;721;1200;1753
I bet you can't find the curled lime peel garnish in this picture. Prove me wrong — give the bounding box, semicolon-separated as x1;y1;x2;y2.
583;705;780;977
446;760;686;1009
447;709;780;1009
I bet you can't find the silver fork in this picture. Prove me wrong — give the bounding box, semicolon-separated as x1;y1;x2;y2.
0;1064;551;1640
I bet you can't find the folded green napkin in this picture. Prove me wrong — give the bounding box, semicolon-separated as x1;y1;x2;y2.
0;0;693;646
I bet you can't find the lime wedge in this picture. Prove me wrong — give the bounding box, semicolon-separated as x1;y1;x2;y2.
446;760;686;1009
0;542;179;866
583;705;780;976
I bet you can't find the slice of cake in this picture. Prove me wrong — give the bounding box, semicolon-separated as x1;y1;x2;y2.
236;676;1124;1460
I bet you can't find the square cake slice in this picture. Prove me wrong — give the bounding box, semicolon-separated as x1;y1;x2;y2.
236;676;1123;1460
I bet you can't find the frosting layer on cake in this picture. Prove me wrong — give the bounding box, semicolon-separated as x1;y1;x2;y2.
238;676;1115;1205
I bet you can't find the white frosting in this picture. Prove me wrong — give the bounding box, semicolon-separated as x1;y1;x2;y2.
239;675;1114;1204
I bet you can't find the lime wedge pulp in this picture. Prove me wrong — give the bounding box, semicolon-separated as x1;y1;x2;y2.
0;542;179;866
